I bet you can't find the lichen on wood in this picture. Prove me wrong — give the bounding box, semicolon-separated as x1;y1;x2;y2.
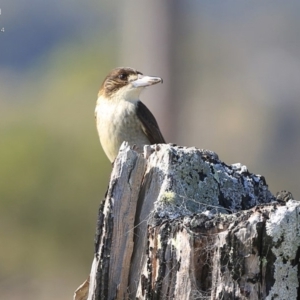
144;145;275;220
75;143;299;300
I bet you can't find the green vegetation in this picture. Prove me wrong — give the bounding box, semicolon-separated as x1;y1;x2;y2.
0;38;114;282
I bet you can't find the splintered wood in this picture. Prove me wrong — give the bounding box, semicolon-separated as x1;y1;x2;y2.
74;143;299;300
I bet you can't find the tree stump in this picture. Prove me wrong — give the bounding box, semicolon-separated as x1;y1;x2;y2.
74;143;299;300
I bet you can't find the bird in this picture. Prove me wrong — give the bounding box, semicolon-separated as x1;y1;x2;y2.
95;67;166;162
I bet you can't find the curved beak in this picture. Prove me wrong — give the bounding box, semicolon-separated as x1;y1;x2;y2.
131;74;163;88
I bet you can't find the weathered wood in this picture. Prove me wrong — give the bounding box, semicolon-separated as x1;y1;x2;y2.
133;201;300;299
87;143;147;300
75;143;299;300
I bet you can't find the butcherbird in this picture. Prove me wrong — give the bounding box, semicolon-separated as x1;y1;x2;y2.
95;67;165;162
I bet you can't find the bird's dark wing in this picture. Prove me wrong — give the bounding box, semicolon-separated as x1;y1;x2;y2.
136;100;166;144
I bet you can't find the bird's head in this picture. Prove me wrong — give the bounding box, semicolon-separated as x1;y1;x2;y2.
98;67;162;102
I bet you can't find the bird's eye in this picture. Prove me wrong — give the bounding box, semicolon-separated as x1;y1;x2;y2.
118;73;127;81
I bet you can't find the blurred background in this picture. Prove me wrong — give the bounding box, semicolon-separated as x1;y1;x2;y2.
1;1;299;299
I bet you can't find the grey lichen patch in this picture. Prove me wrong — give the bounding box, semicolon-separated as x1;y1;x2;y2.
265;200;300;299
146;144;275;220
212;163;246;210
266;259;298;300
266;201;300;259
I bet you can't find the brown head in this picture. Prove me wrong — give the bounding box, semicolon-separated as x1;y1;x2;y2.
98;67;162;100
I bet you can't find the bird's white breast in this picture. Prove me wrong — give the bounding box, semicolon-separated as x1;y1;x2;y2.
95;95;149;162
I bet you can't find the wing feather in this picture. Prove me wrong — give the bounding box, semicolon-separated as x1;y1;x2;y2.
136;101;166;144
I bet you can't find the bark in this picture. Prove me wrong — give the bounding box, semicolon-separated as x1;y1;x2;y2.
74;143;299;300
